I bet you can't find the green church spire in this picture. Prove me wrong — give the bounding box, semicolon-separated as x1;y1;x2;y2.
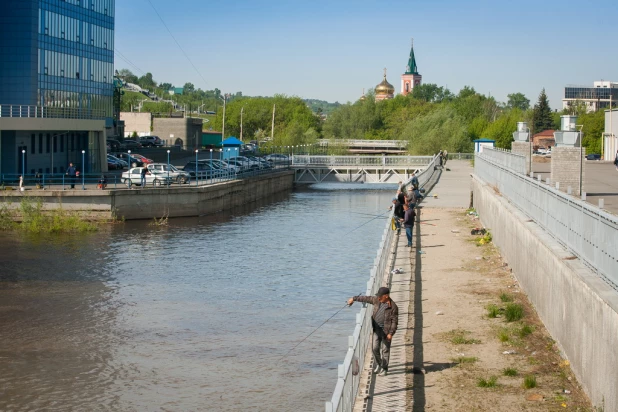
405;38;418;75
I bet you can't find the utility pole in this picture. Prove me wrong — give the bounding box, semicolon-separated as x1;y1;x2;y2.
271;104;276;142
221;95;227;146
240;107;244;142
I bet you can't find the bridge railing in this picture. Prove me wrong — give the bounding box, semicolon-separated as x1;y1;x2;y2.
326;208;395;412
401;153;441;192
318;139;408;148
291;155;433;167
475;152;618;289
481;147;526;174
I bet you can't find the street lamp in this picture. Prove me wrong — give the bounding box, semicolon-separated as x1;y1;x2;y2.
240;107;244;141
127;149;132;188
195;149;199;186
81;150;85;190
227;148;231;177
21;149;25;184
209;149;213;184
167;149;171;186
219;94;228;146
219;148;223;180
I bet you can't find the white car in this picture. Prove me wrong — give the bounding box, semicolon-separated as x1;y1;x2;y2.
264;153;289;163
147;163;191;184
121;168;174;187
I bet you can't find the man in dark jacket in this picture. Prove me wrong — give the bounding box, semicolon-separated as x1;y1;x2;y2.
390;197;405;234
66;163;77;189
347;287;399;376
403;203;416;247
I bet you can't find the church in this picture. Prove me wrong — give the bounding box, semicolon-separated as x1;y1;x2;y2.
366;40;422;102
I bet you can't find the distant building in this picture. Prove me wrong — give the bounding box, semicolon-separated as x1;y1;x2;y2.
532;130;555;149
375;69;395;102
169;88;184;96
604;109;618;161
0;0;114;175
563;81;618;113
401;39;422;96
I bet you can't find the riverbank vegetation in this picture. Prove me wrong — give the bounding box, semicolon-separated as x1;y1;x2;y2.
0;198;98;233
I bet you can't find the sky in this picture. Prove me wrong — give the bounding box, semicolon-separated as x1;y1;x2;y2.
115;0;618;109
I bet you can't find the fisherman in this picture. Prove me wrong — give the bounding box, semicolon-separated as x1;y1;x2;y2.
403;202;416;247
390;197;405;234
410;171;419;190
347;287;399;376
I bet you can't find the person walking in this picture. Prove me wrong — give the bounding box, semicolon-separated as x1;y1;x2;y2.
410;172;419;190
347;287;398;376
403;202;416;247
614;150;618;171
140;164;150;187
66;162;77;189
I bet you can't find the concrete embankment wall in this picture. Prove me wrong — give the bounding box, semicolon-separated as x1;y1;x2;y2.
2;171;294;220
472;175;618;411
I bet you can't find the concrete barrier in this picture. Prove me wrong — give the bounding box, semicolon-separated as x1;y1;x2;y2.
1;171;294;220
472;174;618;411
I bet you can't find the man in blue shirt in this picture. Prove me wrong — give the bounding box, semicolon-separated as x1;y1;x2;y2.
66;163;77;189
403;203;416;247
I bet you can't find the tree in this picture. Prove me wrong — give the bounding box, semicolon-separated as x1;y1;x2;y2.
532;88;553;132
138;72;157;90
159;82;173;92
117;68;138;84
506;93;530;111
183;82;195;93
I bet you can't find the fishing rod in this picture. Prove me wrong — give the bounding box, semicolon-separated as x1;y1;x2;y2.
345;209;393;234
279;292;363;361
348;211;392;218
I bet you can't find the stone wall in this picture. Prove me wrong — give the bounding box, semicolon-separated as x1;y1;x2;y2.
120;112;152;137
550;147;586;195
152;118;202;149
511;141;531;174
472;174;618;411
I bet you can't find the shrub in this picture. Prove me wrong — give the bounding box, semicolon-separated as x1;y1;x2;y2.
523;375;537;389
503;368;518;377
518;324;533;338
486;304;500;318
499;292;513;303
477;376;498;388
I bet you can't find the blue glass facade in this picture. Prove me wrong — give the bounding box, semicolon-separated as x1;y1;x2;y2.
0;0;114;119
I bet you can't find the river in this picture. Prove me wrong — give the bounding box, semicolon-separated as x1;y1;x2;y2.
0;184;393;411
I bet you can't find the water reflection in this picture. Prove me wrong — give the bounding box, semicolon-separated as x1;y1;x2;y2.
0;185;393;411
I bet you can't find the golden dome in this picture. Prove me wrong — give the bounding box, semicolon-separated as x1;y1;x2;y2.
375;74;395;95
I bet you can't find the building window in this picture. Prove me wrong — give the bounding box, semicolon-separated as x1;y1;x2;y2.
53;135;57;153
60;135;65;152
46;134;51;153
31;134;36;154
71;134;75;151
39;134;43;154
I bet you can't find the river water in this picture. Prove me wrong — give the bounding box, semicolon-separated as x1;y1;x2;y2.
0;185;393;411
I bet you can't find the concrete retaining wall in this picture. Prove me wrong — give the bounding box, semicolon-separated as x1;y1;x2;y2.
1;171;294;221
472;174;618;411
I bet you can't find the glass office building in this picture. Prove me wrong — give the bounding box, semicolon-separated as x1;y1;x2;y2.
0;0;114;175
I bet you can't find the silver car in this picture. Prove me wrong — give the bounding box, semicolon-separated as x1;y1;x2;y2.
147;163;191;184
121;168;174;187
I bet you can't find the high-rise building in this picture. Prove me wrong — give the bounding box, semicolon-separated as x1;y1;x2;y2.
563;81;618;113
0;0;114;176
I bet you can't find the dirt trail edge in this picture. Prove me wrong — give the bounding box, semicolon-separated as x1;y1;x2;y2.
404;207;592;411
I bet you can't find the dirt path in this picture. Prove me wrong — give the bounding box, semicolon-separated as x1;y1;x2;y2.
405;207;593;411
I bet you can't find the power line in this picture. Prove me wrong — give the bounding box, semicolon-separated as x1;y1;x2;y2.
144;0;209;88
114;49;145;76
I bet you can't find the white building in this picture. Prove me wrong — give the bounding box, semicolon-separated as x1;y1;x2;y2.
604;109;618;161
563;81;618;113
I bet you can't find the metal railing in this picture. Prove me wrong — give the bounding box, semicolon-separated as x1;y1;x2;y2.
318;139;408;148
0;105;107;120
481;147;526;174
449;152;474;160
0;163;290;192
475;153;618;289
401;153;441;192
291;155;433;167
326;209;395;412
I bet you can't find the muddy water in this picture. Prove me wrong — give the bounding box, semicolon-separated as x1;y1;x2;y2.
0;185;393;411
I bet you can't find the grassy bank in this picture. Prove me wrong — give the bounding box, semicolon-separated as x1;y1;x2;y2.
0;198;98;233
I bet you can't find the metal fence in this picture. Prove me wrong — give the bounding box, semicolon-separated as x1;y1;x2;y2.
0;104;107;120
481;147;526;174
449;152;474;160
291;155;433;167
475;153;618;289
325;209;395;412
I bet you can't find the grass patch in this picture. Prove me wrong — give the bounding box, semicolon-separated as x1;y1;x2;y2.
486;303;500;318
497;327;511;343
447;329;481;345
503;367;518;377
504;303;524;322
0;198;97;233
523;375;537;389
518;324;534;338
499;292;513;303
451;356;478;365
477;376;498;388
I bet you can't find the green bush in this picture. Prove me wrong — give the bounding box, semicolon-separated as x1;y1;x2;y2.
504;303;524;322
499;292;513;303
523;375;537;389
503;367;518;377
518;324;533;338
486;303;500;318
477;376;498;388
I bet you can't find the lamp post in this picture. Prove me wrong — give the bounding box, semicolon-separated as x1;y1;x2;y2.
21;149;25;184
167;149;171;186
527;127;532;176
240;107;244;142
195;149;199;186
220;94;228;146
227;148;231;177
209;149;213;184
81;150;85;190
127;149;132;188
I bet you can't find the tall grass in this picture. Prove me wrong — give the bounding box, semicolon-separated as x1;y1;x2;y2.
0;198;97;233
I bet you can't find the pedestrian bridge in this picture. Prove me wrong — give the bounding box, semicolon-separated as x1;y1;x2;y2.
290;155;434;183
318;140;408;154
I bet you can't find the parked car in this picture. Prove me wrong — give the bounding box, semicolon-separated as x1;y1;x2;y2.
586;153;601;161
108;154;128;169
116;153;144;168
264;153;289;163
132;154;154;164
107;139;121;152
226;159;252;172
140;136;164;147
148;163;191;184
182;161;222;179
121;167;173;187
120;139;142;150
